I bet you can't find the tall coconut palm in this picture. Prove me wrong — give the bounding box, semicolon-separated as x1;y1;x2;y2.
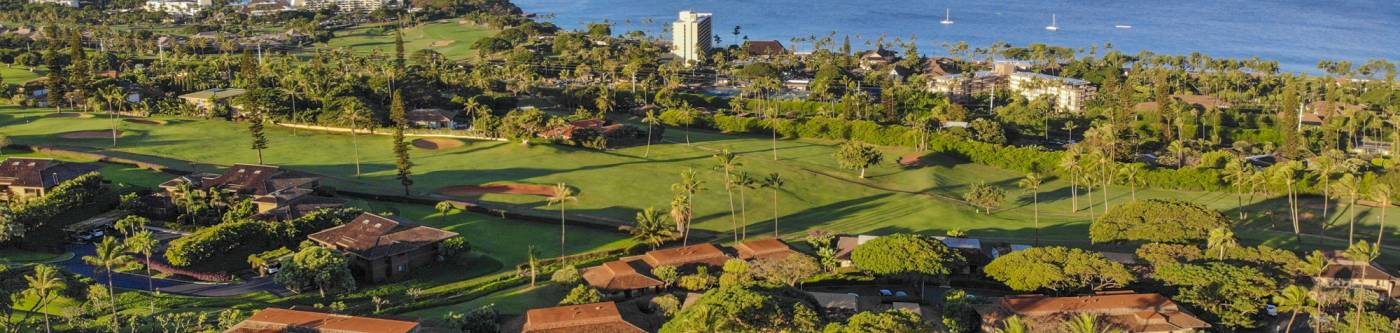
1271;162;1303;242
713;149;742;242
1206;227;1237;259
1310;154;1343;234
642;109;660;158
671;168;704;245
1224;158;1254;222
547;183;578;258
1017;172;1043;245
1368;183;1392;247
631;207;674;249
1273;285;1316;333
733;171;757;240
1332;173;1364;245
83;237;130;324
1116;163;1145;201
1344;241;1380;333
1059;147;1084;212
23;265;65;333
762;172;785;238
338;99;369;176
669;194;692;245
97;86;123;147
124;230;158;313
526;245;541;287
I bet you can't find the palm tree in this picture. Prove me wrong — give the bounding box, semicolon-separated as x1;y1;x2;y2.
1273;285;1316;333
671;168;704;245
762;172;785;238
1300;250;1330;333
733;171;757;239
1116;163;1145;201
631;207;674;249
1332;173;1364;245
23;265;65;333
97;86;123;147
713;149;742;242
125;230;158;313
1206;227;1237;259
1224;159;1254;222
991;315;1029;333
1271;162;1303;242
1167;140;1189;168
339;100;368;176
547;183;578;258
1311;154;1343;234
1017;172;1043;245
642;109;660;158
1344;241;1380;333
83;237;130;324
526;245;541;287
1369;183;1392;247
1059;147;1083;212
1061;313;1118;333
669;194;692;245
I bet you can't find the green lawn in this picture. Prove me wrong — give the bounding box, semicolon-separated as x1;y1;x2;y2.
319;19;495;59
406;283;569;318
1;106;1396;265
1;66;42;85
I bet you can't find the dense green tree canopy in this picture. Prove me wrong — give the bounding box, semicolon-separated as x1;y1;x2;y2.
851;233;961;280
1151;262;1276;329
822;309;930;333
984;246;1134;293
659;287;821;333
1090;199;1229;243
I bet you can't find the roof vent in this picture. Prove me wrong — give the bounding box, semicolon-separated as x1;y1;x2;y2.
253;170;262;174
237;169;246;173
373;223;382;228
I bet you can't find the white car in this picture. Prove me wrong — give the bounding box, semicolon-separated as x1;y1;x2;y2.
1266;304;1278;317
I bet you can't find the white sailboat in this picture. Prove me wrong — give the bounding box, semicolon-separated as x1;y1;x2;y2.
940;8;954;25
1045;14;1059;31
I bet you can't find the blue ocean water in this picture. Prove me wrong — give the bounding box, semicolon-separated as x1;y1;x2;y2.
514;0;1399;74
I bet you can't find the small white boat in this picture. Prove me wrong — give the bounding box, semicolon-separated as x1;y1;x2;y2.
1115;24;1133;29
1045;14;1059;31
940;8;954;25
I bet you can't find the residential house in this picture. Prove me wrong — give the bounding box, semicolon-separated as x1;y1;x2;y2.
1297;100;1367;127
1315;251;1399;299
935;236;989;273
834;235;879;267
980;292;1211;333
178;88;247;114
1132;94;1233;113
0;158;99;201
581;258;664;297
307;212;458;282
143;0;209;16
858;48;898;70
31;0;79;7
224;307;421;333
742;40;786;58
734;238;795;261
807;291;862;319
158;164;340;218
406;109;458;129
642;243;730;268
521;301;647;333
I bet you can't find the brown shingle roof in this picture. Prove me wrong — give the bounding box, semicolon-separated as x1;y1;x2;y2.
522;302;646;333
224;307;420;333
642;243;730;268
307;213;458;260
743;40;786;56
406;109;456;123
0;158;99;188
734;238;794;260
988;293;1211;333
204;164;319;196
581;258;663;291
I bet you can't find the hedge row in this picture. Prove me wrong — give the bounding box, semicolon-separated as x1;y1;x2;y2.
164;208;363;268
8;173;106;234
141;257;232;282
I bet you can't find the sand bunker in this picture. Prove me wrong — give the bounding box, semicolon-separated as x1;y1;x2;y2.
437;183;557;197
45;113;90;118
898;153;929;167
60;130;125;139
413;138;464;150
430;40;455;47
123;118;166;125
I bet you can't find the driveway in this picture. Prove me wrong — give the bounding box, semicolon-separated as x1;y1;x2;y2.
56;230;285;297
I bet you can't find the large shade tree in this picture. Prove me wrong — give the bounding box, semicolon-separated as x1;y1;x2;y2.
984;246;1134;294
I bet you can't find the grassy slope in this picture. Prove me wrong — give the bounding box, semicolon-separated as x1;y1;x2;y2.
1;106;1396;264
1;66;42;85
320;20;495;59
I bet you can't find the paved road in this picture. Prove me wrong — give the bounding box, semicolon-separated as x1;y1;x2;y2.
56;231;284;297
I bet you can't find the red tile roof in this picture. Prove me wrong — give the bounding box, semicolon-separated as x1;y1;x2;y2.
203;164;319;196
522;302;646;333
642;243;730;268
307;213;458;260
224;307;420;333
581;258;664;291
987;292;1210;332
734;238;794;260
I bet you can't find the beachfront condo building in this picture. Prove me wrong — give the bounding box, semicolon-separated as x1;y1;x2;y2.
671;10;713;66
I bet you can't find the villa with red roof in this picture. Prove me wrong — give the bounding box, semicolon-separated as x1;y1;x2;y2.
308;212;458;282
979;291;1210;333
